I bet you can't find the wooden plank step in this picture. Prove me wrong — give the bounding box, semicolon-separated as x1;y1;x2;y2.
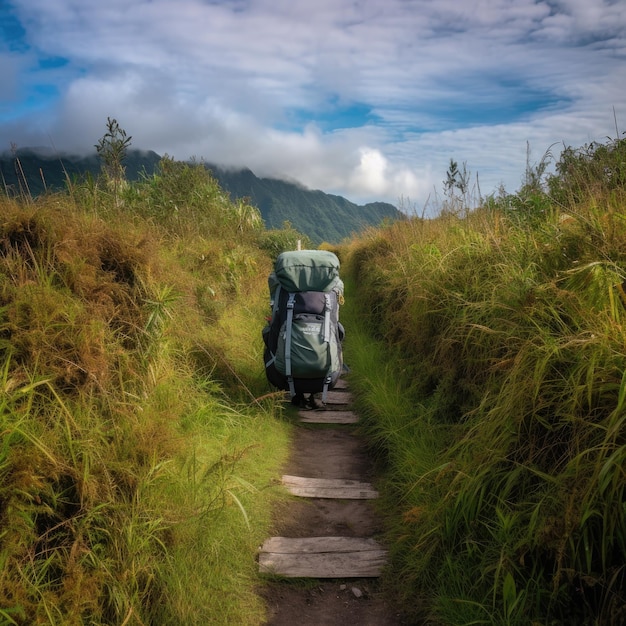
282;475;379;499
299;410;359;424
259;536;387;578
333;377;349;390
324;390;353;405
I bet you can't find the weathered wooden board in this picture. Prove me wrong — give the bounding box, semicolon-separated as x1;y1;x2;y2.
324;390;353;405
299;410;359;424
333;377;349;390
282;475;379;499
259;536;387;578
262;536;384;553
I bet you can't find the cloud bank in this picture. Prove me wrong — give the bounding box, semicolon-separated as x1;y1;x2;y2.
1;0;624;212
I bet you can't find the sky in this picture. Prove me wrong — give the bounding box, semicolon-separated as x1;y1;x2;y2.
1;0;625;214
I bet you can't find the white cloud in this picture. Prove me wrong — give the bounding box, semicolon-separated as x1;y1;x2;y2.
1;0;625;214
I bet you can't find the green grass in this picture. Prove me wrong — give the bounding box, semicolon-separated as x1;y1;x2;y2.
337;134;626;625
3;131;626;625
146;399;292;624
0;163;294;624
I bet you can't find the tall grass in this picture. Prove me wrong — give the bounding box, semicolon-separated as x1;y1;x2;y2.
340;135;626;625
0;159;293;624
5;129;625;624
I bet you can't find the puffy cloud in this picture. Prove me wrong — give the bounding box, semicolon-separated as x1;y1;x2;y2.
0;0;624;212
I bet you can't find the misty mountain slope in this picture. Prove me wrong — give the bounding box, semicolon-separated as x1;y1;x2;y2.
0;149;401;244
0;148;162;196
207;165;401;244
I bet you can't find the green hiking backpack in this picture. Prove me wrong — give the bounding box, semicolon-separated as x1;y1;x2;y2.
262;250;345;404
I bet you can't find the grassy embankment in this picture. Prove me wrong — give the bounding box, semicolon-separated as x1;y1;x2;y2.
338;134;626;625
0;158;309;624
4;131;626;626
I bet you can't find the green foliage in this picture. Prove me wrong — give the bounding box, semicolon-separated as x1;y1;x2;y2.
484;144;558;226
95;117;132;183
257;221;313;258
94;118;132;206
443;158;471;216
122;156;263;241
0;173;289;623
549;134;626;205
339;136;626;625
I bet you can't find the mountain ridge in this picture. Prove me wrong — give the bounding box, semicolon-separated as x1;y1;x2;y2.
0;148;402;244
205;163;401;244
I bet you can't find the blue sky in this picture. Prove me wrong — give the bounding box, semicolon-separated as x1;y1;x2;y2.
1;0;625;213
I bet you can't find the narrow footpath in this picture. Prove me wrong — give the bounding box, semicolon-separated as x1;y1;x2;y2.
258;379;406;625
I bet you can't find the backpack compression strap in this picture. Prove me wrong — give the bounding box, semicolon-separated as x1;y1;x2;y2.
264;284;282;371
285;292;296;398
321;293;332;404
323;293;331;342
271;284;281;317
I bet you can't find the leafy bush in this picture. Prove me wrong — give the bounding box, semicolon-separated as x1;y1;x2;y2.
549;135;626;204
341;137;626;625
0;172;288;624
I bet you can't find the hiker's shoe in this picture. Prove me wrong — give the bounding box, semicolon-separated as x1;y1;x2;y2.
306;394;325;411
291;394;306;407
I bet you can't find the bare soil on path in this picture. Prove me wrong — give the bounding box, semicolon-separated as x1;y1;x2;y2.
258;385;410;625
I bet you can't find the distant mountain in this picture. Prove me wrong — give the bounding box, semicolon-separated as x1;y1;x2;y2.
206;165;402;244
0;149;401;244
0;147;162;196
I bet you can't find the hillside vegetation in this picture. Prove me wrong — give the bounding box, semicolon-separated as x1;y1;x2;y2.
206;164;401;244
2;123;626;625
0;148;401;245
339;134;626;625
0;155;303;624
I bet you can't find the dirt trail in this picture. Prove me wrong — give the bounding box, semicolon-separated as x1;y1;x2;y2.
258;382;408;625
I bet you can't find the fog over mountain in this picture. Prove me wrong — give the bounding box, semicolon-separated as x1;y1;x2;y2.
0;148;401;244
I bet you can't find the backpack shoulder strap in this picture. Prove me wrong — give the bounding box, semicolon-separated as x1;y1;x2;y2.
271;284;281;317
323;293;331;343
285;292;296;398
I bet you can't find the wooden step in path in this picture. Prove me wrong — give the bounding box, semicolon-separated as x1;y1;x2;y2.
259;378;388;579
281;475;379;499
258;537;387;578
298;409;359;424
298;382;357;425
